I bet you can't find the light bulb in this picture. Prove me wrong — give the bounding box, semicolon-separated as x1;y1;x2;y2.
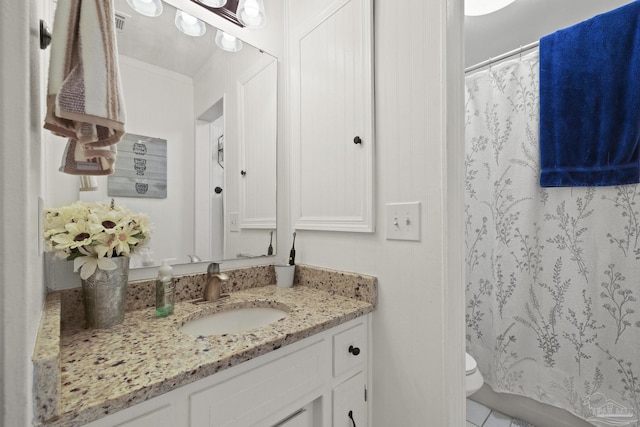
181;12;198;25
175;10;206;36
244;0;259;16
237;0;266;28
465;0;516;16
197;0;228;7
127;0;163;17
215;29;243;52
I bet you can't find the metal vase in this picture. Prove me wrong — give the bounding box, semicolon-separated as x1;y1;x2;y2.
81;257;130;329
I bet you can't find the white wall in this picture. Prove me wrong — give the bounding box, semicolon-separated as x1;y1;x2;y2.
285;0;465;425
465;0;631;66
0;0;46;425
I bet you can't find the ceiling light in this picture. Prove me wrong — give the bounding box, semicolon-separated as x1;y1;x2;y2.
126;0;163;17
465;0;516;16
175;10;206;37
215;30;243;52
197;0;228;7
237;0;266;29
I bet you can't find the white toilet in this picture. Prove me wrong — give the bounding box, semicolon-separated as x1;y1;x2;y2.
465;352;484;396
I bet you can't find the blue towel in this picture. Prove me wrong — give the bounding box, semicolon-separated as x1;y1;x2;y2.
539;1;640;187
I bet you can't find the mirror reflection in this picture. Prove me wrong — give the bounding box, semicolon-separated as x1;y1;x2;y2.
79;0;277;268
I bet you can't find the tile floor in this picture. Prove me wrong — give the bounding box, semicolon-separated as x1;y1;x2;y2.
466;398;536;427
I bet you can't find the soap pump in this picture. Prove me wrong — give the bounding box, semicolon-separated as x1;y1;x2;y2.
156;258;176;318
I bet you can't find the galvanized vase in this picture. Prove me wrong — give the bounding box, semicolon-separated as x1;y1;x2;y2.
81;257;130;329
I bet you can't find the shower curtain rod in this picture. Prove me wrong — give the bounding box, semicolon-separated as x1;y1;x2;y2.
465;41;539;74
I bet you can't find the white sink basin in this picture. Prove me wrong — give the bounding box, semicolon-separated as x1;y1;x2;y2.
180;307;288;336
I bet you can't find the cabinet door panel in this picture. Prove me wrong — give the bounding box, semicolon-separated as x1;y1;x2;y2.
189;340;327;427
290;0;374;232
332;372;366;427
333;322;366;377
238;59;277;229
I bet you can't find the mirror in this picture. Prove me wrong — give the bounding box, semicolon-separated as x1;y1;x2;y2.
79;0;277;268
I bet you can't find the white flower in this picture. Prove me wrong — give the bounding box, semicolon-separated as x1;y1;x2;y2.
43;200;149;275
74;255;118;280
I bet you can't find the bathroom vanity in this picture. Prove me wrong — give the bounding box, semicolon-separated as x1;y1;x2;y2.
33;265;376;427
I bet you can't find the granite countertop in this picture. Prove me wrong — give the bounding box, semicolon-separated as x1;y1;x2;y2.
33;264;377;427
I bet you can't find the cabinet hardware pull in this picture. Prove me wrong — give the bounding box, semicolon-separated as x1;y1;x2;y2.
353;136;362;145
241;170;247;176
40;20;52;50
348;345;361;356
348;410;356;427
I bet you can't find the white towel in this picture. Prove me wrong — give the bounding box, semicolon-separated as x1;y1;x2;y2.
44;0;126;175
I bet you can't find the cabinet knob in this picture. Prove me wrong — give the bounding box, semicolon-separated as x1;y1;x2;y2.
353;136;362;145
241;170;247;176
348;345;361;356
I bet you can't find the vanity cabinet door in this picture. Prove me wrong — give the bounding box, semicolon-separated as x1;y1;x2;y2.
289;0;374;232
238;59;278;230
189;339;328;427
332;372;367;427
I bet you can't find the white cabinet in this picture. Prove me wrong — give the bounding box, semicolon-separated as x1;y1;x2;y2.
289;0;375;232
333;322;366;377
271;405;314;427
189;339;329;427
81;316;370;427
237;59;277;229
333;372;366;427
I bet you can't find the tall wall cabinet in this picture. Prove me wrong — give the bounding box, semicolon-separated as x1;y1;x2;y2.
289;0;375;232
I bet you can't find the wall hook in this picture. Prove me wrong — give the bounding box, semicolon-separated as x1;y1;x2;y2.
40;19;52;50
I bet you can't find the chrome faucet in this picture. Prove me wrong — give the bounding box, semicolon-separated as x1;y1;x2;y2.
203;263;229;301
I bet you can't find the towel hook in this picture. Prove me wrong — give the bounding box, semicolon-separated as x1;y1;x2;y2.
40;19;52;50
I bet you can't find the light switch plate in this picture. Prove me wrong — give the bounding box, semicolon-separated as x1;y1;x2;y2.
385;202;421;241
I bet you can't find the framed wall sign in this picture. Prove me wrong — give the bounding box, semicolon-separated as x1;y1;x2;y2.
108;133;167;198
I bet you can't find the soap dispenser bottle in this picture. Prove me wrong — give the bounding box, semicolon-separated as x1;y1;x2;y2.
156;258;176;318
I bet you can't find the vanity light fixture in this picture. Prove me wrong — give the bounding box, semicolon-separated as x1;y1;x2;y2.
215;29;243;52
196;0;228;7
126;0;163;17
237;0;266;29
175;10;207;36
465;0;516;16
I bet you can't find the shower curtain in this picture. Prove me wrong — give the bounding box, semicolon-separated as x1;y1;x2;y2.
465;50;640;425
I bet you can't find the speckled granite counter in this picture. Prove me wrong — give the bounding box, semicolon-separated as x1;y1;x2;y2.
33;264;377;426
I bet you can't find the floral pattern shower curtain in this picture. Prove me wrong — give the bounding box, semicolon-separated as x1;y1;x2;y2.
465;50;640;425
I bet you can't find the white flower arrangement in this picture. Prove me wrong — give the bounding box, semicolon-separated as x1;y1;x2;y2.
43;200;150;279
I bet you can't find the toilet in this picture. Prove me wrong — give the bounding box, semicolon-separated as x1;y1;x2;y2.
465;352;484;396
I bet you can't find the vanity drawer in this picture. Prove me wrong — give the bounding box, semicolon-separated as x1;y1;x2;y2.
189;339;328;427
333;322;366;377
